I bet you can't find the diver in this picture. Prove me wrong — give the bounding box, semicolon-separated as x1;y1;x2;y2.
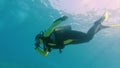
34;11;119;56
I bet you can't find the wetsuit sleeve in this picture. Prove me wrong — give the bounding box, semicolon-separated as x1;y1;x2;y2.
44;16;68;37
35;47;49;56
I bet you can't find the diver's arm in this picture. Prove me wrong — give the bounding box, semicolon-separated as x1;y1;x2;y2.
35;47;49;56
44;16;68;37
35;43;49;56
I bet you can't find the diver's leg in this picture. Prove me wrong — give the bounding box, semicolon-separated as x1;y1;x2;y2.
87;17;104;34
86;15;107;40
86;11;109;41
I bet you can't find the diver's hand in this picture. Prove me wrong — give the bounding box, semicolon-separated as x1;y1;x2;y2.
53;15;68;23
35;43;40;49
60;16;68;21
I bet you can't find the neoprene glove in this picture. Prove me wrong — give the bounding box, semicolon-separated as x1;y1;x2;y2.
35;43;40;48
60;16;68;21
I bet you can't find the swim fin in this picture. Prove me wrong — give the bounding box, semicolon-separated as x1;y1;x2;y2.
102;10;120;28
101;24;120;29
103;10;109;21
107;24;120;27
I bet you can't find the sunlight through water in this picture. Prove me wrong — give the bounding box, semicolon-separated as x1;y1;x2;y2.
49;0;120;15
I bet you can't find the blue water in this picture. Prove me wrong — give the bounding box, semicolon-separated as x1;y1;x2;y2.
0;0;120;68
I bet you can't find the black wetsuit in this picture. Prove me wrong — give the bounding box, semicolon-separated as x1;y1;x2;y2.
44;17;104;52
68;17;104;44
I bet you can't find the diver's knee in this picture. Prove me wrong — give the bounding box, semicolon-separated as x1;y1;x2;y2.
85;36;93;42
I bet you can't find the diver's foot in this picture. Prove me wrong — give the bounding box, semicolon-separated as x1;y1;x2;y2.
94;10;109;25
61;16;68;21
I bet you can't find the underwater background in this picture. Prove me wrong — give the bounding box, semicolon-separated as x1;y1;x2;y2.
0;0;120;68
